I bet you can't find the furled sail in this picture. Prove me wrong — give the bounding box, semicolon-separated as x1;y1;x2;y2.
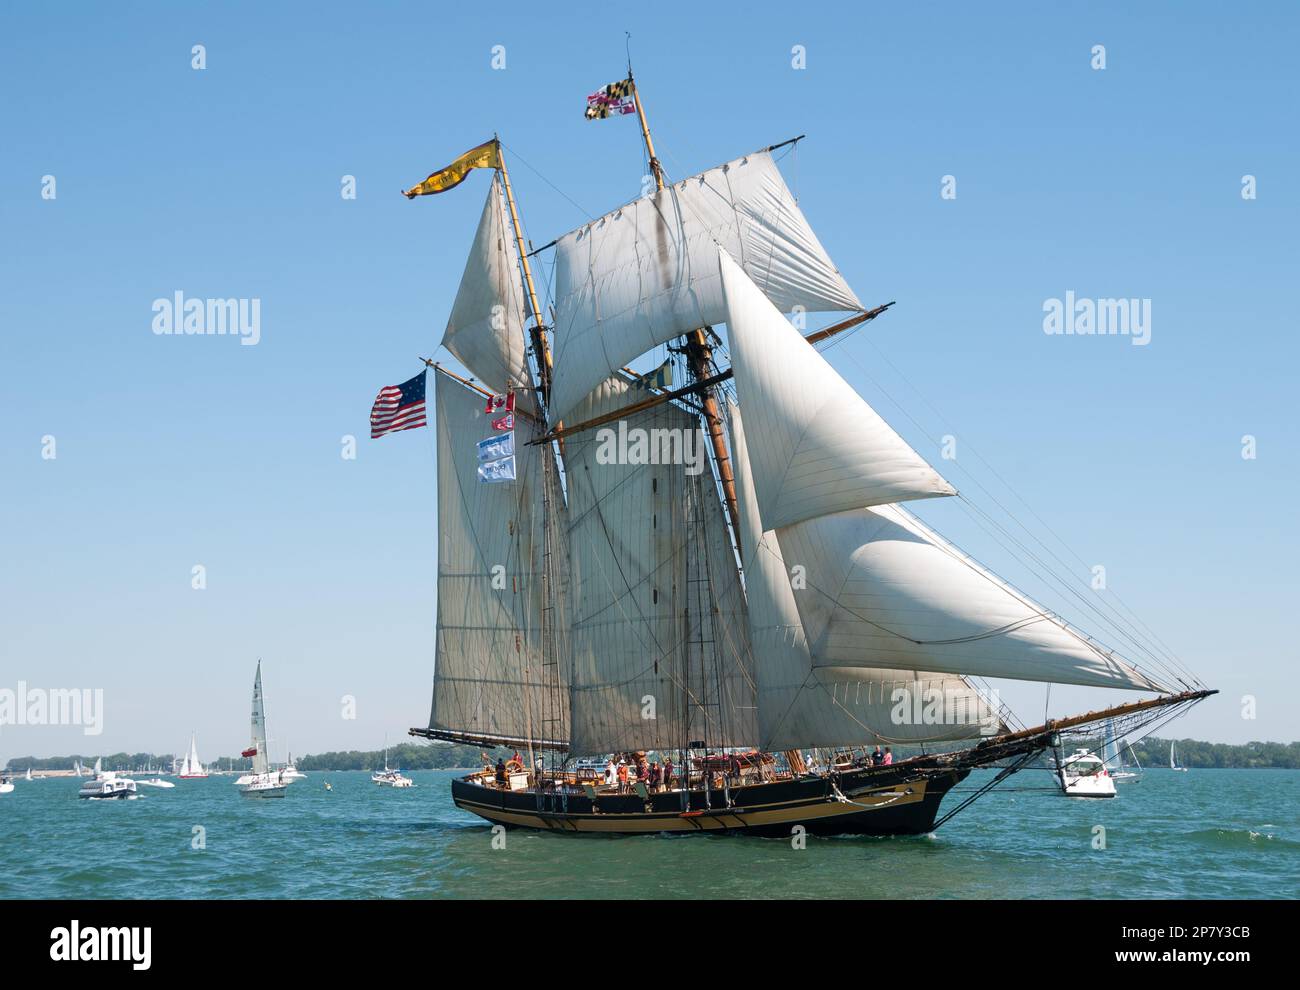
775;504;1169;692
428;371;570;744
728;401;1001;749
548;150;862;420
565;375;757;755
720;249;955;531
440;173;530;395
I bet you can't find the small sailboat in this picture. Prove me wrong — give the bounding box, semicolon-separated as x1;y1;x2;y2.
1170;740;1189;772
372;743;413;788
79;758;138;800
1057;748;1116;799
178;732;208;778
25;767;33;782
235;660;290;798
1101;719;1141;783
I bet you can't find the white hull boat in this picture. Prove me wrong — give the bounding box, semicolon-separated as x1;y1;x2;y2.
1058;749;1116;798
137;778;175;789
0;779;13;795
79;762;138;800
237;660;293;799
236;771;288;798
178;732;209;778
372;743;413;787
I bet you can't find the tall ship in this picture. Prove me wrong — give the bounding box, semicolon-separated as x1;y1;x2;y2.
402;69;1213;836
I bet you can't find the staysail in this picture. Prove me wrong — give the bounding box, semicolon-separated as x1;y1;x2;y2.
548;150;862;420
440;173;530;395
775;503;1167;692
427;372;570;745
719;248;954;529
728;400;1002;749
564;375;756;755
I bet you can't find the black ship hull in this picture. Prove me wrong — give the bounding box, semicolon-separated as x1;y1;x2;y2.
450;761;969;838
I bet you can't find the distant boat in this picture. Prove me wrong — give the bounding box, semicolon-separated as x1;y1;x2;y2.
372;742;413;788
1170;741;1189;772
178;732;208;778
1057;748;1116;798
235;660;290;798
137;778;175;789
281;750;307;782
0;776;13;795
1101;719;1141;783
25;768;32;782
79;758;138;800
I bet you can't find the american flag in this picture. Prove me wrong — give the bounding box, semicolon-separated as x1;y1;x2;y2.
370;371;427;439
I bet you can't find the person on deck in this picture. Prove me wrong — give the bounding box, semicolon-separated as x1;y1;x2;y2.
662;757;674;791
883;748;894;766
604;758;616;789
617;760;629;794
649;761;661;790
495;757;507;786
871;746;884;766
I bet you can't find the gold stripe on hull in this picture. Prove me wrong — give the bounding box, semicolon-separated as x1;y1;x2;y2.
453;780;930;834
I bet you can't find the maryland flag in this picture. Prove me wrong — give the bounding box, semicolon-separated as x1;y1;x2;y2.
585;78;636;120
403;139;500;198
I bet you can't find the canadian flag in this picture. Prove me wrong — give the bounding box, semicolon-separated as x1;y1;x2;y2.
484;392;515;414
491;413;514;431
241;747;258;758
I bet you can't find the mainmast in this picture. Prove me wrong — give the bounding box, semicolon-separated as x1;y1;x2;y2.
629;72;743;554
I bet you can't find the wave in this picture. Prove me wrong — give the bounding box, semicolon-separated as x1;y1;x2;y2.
1184;828;1300;852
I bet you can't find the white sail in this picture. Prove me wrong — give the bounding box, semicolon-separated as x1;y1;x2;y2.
729;400;1000;748
774;503;1168;692
249;661;269;774
720;249;954;531
565;375;756;754
548;150;862;420
440;173;530;394
428;372;570;744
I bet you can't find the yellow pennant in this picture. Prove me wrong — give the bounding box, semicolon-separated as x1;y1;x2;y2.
403;139;501;198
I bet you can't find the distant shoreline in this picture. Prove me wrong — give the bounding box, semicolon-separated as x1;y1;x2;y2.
7;737;1300;774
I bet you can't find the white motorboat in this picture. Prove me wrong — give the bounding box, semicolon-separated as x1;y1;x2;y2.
79;759;138;800
281;751;307;782
236;660;289;798
136;778;176;789
0;777;14;795
1057;748;1116;798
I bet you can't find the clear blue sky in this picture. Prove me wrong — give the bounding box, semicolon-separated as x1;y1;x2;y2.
1;1;1295;762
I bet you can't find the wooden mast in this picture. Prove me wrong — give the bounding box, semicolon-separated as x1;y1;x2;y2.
630;72;744;553
494;139;555;406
